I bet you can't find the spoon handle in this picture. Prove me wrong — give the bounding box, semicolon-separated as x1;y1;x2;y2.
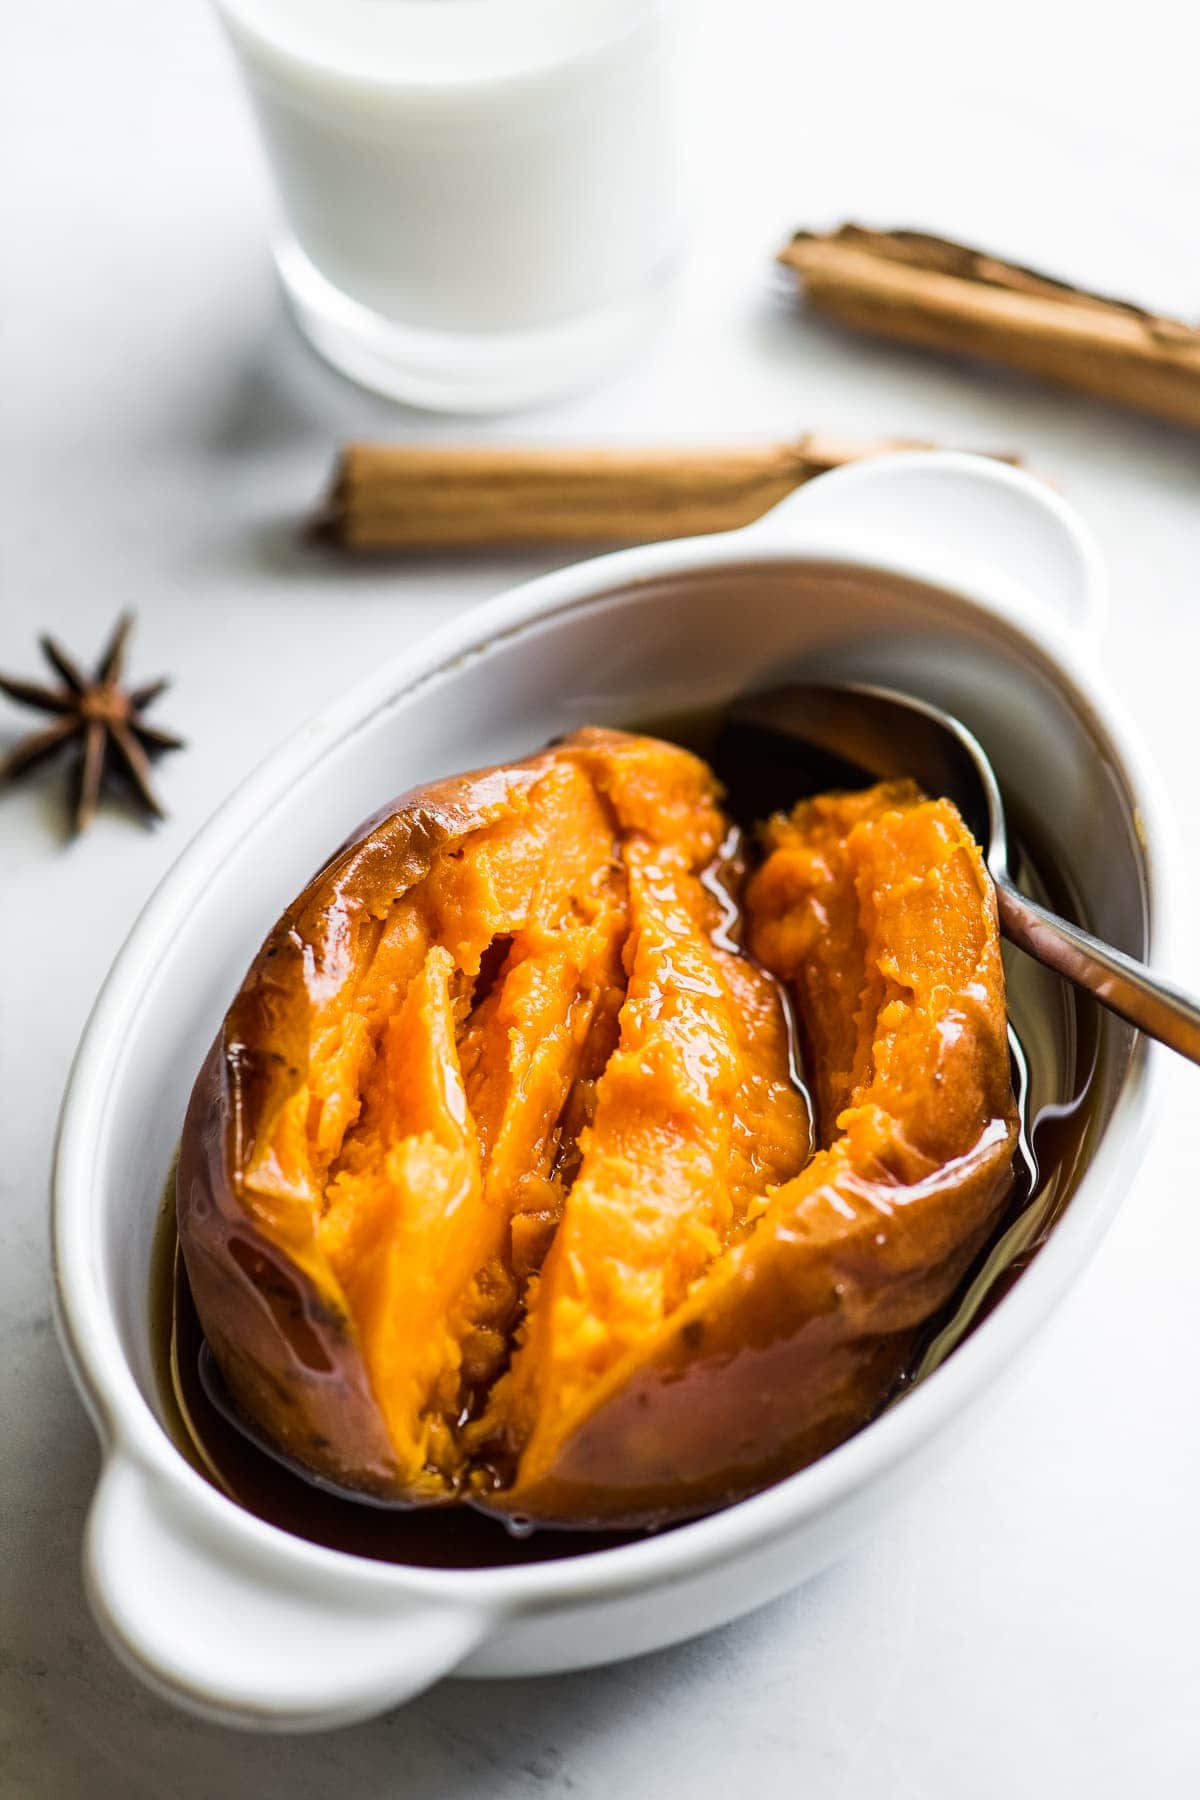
996;883;1200;1064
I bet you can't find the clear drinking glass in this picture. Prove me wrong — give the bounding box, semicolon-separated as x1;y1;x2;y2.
213;0;687;411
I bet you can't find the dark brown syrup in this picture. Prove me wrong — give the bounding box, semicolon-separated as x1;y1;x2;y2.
150;709;1102;1567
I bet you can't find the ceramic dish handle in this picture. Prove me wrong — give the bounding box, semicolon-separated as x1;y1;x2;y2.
85;1452;492;1730
749;450;1106;638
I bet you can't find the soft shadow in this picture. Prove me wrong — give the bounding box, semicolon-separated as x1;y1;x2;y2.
195;290;574;467
748;283;1200;490
243;516;625;586
198;515;574;602
194;298;439;462
384;1591;822;1796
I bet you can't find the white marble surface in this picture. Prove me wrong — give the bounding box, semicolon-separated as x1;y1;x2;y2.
5;1;1200;1792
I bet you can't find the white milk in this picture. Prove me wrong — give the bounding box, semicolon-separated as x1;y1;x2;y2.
214;0;687;409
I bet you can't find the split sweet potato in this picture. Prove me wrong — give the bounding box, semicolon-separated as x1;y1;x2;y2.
177;730;1017;1528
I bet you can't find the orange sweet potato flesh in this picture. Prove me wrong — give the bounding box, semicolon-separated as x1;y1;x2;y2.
178;732;1017;1528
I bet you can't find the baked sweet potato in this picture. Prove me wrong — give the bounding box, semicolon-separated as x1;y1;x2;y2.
177;729;808;1506
177;732;1017;1528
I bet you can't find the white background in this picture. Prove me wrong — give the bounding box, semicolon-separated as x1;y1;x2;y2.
4;1;1200;1793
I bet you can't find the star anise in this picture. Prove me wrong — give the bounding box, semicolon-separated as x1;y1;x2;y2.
0;613;184;834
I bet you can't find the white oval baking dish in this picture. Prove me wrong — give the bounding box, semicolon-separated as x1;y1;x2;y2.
52;452;1170;1731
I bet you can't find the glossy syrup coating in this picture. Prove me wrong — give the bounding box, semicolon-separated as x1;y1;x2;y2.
177;743;1016;1527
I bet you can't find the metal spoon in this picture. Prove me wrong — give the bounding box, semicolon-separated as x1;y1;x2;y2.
720;683;1200;1065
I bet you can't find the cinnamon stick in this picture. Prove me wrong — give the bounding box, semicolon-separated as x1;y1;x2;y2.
779;225;1200;428
320;434;1012;551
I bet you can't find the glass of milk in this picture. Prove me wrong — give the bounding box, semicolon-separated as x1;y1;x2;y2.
213;0;688;411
